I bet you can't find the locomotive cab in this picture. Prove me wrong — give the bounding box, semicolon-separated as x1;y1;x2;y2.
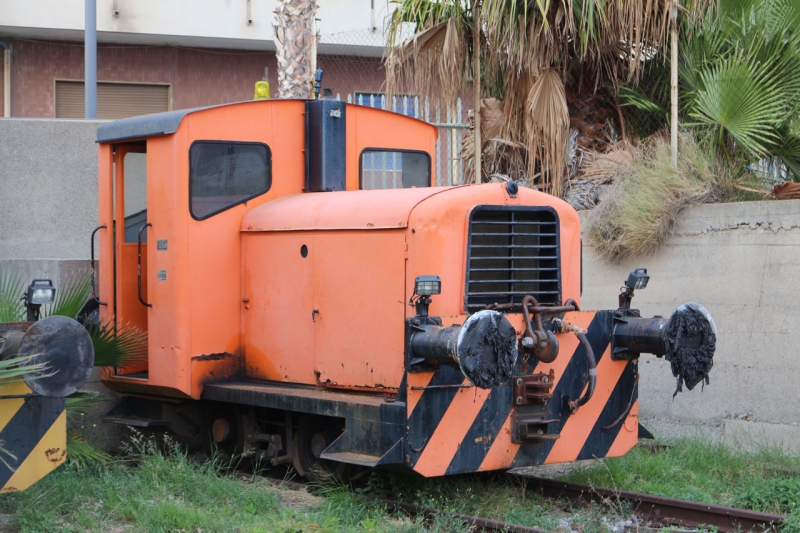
95;99;437;398
95;98;716;478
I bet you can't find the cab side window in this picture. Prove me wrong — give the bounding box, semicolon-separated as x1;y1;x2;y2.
190;141;271;220
359;149;431;190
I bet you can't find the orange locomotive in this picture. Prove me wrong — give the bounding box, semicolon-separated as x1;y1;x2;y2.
93;98;716;477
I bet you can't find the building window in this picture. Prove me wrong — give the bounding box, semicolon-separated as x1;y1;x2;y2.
55;80;171;119
189;141;272;220
354;92;417;118
360;149;430;190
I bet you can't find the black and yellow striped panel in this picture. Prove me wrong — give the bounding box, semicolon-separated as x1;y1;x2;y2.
0;382;67;493
406;311;640;477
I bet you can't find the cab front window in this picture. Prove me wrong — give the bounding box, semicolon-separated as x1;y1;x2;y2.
359;149;430;190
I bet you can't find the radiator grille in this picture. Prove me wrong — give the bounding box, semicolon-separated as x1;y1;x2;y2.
465;206;561;312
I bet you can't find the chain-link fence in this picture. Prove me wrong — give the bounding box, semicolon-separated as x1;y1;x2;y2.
317;29;470;186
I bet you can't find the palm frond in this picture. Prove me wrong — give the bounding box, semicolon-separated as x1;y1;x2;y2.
66;391;106;421
385;1;470;104
618;85;669;126
66;434;111;468
0;442;17;472
0;353;49;381
772;127;800;180
0;268;25;323
44;270;92;319
526;69;570;195
688;50;785;159
87;319;148;368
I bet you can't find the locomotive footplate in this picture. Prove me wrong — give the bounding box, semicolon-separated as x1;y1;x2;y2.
202;380;406;467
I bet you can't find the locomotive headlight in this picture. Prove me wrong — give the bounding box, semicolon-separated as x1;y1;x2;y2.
625;268;650;291
414;276;441;296
27;279;56;305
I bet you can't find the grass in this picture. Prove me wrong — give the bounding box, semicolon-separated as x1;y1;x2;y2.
586;133;726;262
5;435;800;532
563;438;800;525
0;433;617;533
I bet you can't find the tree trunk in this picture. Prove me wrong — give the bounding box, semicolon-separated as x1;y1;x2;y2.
274;0;317;99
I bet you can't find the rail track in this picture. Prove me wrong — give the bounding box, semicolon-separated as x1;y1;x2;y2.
518;476;785;532
377;479;785;533
258;470;785;532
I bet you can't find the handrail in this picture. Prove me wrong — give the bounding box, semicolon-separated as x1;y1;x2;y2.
90;225;107;305
137;223;152;308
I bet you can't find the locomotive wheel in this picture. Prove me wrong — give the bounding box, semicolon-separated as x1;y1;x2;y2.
292;416;348;482
202;404;244;460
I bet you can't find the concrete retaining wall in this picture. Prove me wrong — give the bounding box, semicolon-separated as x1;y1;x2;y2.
2;119;800;452
0;119;105;260
581;200;800;452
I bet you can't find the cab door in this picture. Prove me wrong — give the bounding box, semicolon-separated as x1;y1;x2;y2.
114;143;149;376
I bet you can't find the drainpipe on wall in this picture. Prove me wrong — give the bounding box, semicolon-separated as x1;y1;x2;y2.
85;0;97;119
0;40;10;118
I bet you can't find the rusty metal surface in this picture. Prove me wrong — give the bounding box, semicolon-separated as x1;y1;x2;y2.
522;476;784;532
203;381;399;411
565;331;596;413
0;323;32;334
513;369;555;405
521;295;560;363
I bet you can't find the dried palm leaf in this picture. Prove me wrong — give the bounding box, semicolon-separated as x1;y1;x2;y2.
526;69;570;195
580;141;639;183
460;97;520;183
386;16;468;104
564;179;604;210
769;182;800;200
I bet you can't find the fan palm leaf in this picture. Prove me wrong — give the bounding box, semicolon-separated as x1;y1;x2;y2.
86;319;148;368
66;390;107;421
0;268;25;323
688;51;785;158
617;0;800;178
66;434;111;467
43;270;92;319
0;353;49;381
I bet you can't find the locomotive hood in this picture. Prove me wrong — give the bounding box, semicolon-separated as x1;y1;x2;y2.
240;183;577;233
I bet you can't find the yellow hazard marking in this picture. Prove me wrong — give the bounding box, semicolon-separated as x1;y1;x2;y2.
0;380;33;396
1;410;67;493
0;398;25;431
0;380;32;434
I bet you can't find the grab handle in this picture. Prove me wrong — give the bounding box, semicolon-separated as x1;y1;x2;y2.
90;225;107;305
137;223;152;308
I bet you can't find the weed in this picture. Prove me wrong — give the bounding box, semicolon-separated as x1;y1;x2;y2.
587;133;725;261
563;438;800;516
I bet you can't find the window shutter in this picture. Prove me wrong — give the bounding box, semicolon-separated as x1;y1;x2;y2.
55;81;170;119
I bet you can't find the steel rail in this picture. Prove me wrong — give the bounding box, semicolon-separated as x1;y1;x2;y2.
519;476;784;532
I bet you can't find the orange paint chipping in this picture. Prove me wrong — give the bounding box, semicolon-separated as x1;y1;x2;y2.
479;414;516;471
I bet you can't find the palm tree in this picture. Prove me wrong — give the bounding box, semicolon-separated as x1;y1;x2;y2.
385;0;705;195
274;0;318;99
619;0;800;181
